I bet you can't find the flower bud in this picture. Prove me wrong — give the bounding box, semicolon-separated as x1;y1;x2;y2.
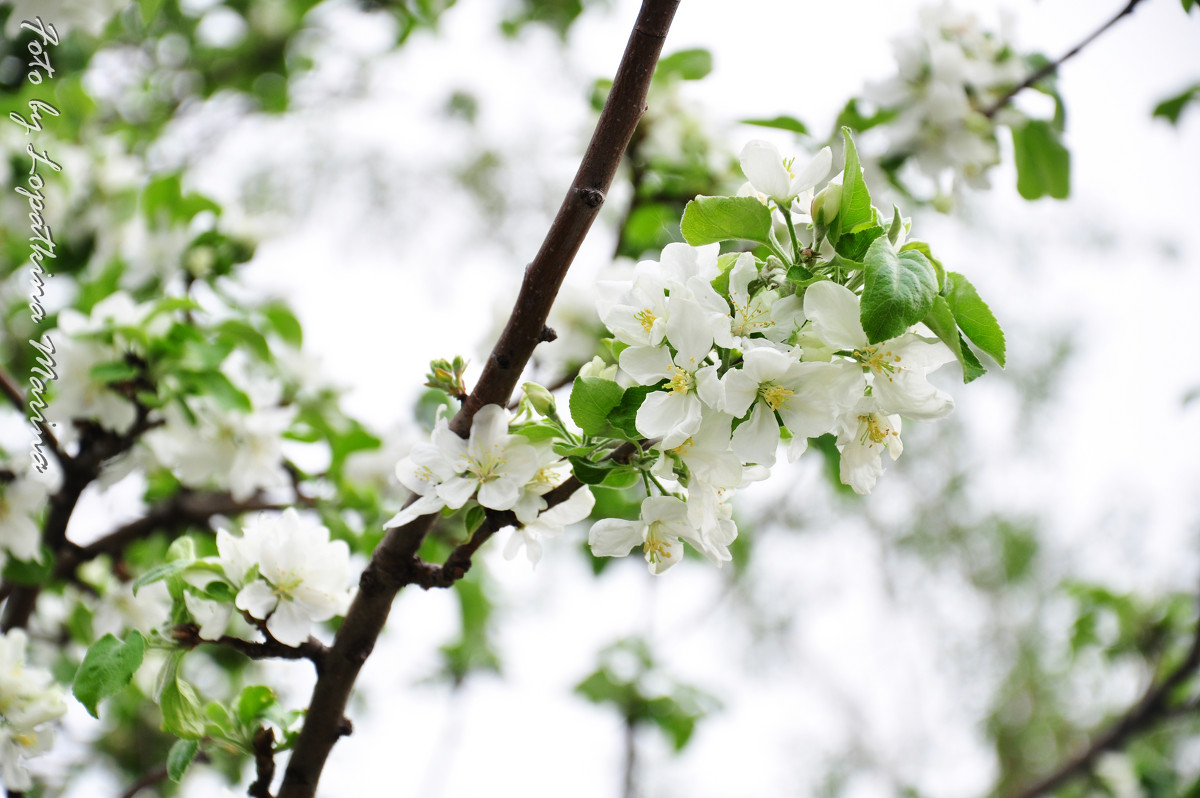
579;356;617;381
810;182;842;227
521;382;556;416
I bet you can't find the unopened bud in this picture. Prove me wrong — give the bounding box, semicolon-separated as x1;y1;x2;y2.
579;356;618;381
522;382;556;416
810;182;842;227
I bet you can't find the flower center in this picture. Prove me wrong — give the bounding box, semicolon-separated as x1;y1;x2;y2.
857;413;896;448
760;383;793;412
855;345;902;381
468;445;507;483
635;308;657;333
670;437;695;456
666;366;695;396
643;522;672;564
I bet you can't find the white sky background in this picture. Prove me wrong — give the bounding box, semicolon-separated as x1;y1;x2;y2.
48;0;1200;795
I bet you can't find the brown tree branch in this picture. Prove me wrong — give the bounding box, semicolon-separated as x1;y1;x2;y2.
0;361;64;467
1004;592;1200;798
983;0;1148;119
275;3;680;794
249;726;277;798
52;490;284;581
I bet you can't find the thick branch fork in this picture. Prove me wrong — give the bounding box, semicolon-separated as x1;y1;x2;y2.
276;2;681;794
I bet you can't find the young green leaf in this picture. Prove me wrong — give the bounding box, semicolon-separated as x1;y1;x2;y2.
922;297;987;383
829;129;874;245
1152;83;1200;125
161;671;206;740
167;738;199;782
569;377;625;436
73;631;146;718
680;196;773;246
740;115;809;135
1012;120;1070;200
860;237;938;343
900;241;945;291
607;384;660;441
655;48;713;81
236;685;278;724
944;272;1006;366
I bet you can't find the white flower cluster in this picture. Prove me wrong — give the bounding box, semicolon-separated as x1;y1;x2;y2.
187;509;355;646
385;404;595;565
0;630;67;791
0;467;48;569
593;202;955;571
49;292;156;447
146;360;295;502
864;1;1027;192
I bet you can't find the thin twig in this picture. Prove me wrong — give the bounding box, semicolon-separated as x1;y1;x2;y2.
1004;591;1200;798
983;0;1147;119
53;490;284;580
275;3;680;794
248;726;277;798
0;361;63;465
117;752;210;798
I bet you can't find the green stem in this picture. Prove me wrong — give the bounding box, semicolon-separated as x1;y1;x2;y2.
779;201;802;265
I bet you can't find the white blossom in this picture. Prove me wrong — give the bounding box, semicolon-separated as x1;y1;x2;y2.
0;630;67;791
803;280;955;420
836;397;904;495
739;140;833;204
588;495;706;575
217;509;355;646
504;486;596;566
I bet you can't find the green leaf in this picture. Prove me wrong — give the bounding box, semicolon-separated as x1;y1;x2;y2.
568;456;617;486
887;205;903;245
922;297;987;383
1152;83;1200;125
1184;0;1197;13
607;384;660;441
655;48;713;81
132;559;193;595
161;670;206;740
859;237;938;343
217;320;272;362
73;632;146;718
833;223;884;262
182;370;252;412
600;468;641;490
680;196;773;246
166;738;199;782
1012;120;1070;200
261;303;304;346
835;98;898;133
829;129;874;244
236;686;277;724
89;360;140;384
900;241;945;292
568;377;625;437
740;115;808;135
464;504;487;534
944;272;1006;366
1;548;54;585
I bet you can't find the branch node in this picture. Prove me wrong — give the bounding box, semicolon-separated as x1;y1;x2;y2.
494;353;511;370
538;326;558;343
579;186;605;207
336;717;354;738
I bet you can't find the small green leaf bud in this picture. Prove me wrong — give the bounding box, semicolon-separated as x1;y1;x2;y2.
810;182;843;227
579;356;618;381
522;382;556;417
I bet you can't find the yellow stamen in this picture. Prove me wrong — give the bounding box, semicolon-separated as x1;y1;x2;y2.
761;383;793;412
667;366;694;396
635;308;656;333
